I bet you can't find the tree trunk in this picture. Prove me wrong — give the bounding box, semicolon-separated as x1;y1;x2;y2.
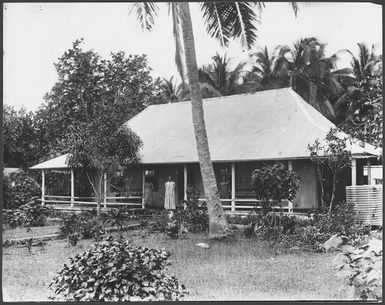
316;165;325;208
178;2;228;237
329;173;337;214
95;170;103;218
308;81;318;109
289;72;295;90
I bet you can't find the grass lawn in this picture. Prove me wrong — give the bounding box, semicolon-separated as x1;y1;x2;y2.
3;225;60;240
2;230;354;301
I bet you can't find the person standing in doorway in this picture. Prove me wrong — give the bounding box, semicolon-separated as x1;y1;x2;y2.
186;182;194;201
219;174;230;199
144;178;154;207
164;176;176;210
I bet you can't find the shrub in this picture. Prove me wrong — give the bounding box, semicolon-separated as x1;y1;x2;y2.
2;209;26;228
20;199;52;226
3;171;40;209
245;200;370;251
149;210;171;233
334;238;382;301
2;198;51;228
251;163;300;213
58;213;81;238
312;201;370;239
79;218;105;241
179;200;209;233
227;214;249;225
49;238;187;301
68;233;80;246
102;207;130;233
58;211;104;241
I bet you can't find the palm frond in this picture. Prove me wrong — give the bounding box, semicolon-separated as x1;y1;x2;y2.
290;2;299;17
199;2;231;47
232;2;258;49
200;2;262;49
128;2;159;31
170;3;187;84
200;82;223;98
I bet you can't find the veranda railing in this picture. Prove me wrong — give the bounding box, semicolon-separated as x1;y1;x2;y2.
40;195;293;214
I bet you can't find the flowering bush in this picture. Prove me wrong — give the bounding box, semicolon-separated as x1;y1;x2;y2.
49;237;187;301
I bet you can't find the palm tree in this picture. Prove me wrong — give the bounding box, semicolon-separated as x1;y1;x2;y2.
157;76;222;103
251;46;288;89
274;37;351;122
348;43;378;82
130;2;298;237
157;76;182;103
198;52;258;96
334;44;382;124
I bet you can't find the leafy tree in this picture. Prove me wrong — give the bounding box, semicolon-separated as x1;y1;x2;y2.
338;76;383;148
3;105;38;169
66;110;142;217
251;163;300;214
34;39;160;163
308;128;352;213
130;2;299;237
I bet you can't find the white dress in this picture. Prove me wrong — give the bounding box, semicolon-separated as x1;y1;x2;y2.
164;181;176;209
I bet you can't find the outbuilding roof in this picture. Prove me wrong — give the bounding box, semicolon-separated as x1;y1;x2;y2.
30;88;381;169
30;154;70;170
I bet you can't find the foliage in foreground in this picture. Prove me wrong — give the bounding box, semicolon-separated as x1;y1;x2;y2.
3;171;40;210
49;237;187;301
334;237;382;301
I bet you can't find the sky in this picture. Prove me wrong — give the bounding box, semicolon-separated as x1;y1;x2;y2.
3;2;383;112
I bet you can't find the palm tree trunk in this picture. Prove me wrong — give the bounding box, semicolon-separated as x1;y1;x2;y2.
178;2;228;237
308;81;318;109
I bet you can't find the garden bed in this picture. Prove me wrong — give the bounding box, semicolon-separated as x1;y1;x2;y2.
2;230;354;301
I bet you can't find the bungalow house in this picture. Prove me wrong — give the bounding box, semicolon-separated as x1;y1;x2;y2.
30;88;382;214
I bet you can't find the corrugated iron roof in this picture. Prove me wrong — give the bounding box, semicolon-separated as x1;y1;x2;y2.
30;88;381;169
125;87;381;164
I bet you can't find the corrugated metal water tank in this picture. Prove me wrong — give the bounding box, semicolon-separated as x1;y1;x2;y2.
346;185;383;226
